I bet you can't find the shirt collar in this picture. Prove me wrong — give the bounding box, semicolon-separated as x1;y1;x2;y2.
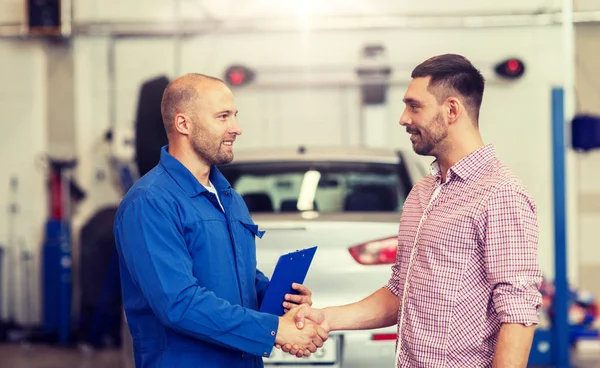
429;144;497;182
159;145;232;197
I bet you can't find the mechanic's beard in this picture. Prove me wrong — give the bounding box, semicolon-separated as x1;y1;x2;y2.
190;129;233;166
413;112;448;156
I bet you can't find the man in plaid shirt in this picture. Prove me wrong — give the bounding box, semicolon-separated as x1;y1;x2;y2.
282;54;543;367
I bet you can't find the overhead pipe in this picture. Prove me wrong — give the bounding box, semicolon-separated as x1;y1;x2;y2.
1;10;600;38
70;10;600;37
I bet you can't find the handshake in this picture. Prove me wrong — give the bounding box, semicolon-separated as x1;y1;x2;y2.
273;284;330;358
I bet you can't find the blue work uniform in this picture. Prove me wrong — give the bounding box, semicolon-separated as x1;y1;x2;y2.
114;146;279;368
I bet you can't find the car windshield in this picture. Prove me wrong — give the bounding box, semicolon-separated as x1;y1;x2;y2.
218;161;411;213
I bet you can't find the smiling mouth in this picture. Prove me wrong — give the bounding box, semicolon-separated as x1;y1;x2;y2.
223;141;233;146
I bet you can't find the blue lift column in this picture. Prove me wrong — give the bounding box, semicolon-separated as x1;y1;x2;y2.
551;87;570;367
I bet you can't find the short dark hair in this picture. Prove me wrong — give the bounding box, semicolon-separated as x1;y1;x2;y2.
160;73;224;135
411;54;485;123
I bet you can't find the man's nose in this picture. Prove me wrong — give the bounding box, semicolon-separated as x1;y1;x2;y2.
230;118;242;135
399;110;411;126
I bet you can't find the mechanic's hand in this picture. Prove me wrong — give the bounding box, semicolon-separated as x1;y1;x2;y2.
277;284;316;356
275;304;328;358
282;283;313;313
277;304;331;357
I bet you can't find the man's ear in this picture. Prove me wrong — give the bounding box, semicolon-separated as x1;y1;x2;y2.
446;97;461;125
173;113;191;136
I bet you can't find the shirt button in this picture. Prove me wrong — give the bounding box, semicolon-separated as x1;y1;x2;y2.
271;330;275;336
263;352;268;357
224;191;229;196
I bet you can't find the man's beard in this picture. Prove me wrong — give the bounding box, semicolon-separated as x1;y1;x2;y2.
410;112;448;156
190;127;234;166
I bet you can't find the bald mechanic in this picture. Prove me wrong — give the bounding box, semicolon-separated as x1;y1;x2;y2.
114;73;327;368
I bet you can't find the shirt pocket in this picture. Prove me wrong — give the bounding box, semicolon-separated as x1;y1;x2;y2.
235;219;265;269
186;219;230;252
239;219;265;239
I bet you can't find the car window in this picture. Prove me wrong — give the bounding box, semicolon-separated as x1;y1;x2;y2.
219;161;412;213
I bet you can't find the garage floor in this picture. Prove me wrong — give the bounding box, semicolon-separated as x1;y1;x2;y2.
0;343;599;368
0;344;127;368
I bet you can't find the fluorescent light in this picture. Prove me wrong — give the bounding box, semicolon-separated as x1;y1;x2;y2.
297;170;321;211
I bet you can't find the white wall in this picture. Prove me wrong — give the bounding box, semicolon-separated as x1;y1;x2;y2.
72;38;138;227
47;43;76;158
577;0;600;11
0;0;23;24
0;40;47;324
574;23;600;299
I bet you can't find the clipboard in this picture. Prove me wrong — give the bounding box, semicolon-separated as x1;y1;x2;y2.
259;246;317;316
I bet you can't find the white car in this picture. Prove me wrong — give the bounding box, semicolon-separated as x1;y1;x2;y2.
219;146;426;368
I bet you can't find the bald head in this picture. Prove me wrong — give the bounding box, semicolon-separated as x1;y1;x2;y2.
160;73;225;136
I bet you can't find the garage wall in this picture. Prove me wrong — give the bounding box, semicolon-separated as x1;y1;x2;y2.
0;1;77;326
0;0;23;24
574;23;600;303
0;40;47;324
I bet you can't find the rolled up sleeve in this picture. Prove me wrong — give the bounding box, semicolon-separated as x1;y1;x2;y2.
482;184;543;325
384;240;402;298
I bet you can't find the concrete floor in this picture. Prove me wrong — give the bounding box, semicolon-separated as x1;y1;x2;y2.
0;343;600;368
0;344;128;368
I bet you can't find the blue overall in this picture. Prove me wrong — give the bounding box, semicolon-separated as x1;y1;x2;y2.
114;146;279;367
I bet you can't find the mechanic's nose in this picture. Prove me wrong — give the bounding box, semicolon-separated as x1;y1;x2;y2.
230;117;242;136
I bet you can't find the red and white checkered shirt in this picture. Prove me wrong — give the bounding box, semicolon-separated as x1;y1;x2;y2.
385;144;543;368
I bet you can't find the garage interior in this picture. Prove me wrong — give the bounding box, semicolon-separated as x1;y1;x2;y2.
1;0;600;367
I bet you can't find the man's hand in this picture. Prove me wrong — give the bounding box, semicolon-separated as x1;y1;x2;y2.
282;283;313;312
279;304;331;357
277;288;399;358
275;304;328;358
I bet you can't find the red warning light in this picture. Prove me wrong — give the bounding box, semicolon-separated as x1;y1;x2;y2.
507;59;520;72
228;69;245;85
495;58;525;80
224;65;255;87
